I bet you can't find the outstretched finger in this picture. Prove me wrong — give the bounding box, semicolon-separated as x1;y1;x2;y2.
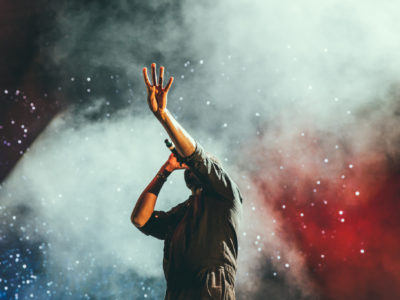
159;66;164;87
151;63;157;86
164;77;174;92
142;68;151;88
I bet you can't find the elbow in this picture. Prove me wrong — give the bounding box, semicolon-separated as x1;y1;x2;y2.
131;213;148;228
131;219;144;228
130;214;144;228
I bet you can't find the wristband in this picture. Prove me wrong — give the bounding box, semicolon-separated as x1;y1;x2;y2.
156;170;170;182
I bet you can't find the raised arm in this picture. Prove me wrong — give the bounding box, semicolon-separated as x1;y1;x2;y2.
142;63;242;203
142;63;196;158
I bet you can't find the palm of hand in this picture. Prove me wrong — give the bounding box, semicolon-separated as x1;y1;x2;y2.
148;85;167;114
143;63;174;117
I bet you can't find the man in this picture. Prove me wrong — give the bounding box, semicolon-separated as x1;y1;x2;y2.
131;63;243;299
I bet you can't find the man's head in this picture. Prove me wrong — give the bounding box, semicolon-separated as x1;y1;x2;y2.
184;169;203;191
184;153;222;192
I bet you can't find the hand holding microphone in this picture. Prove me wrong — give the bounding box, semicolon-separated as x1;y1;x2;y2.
163;139;189;171
164;139;186;163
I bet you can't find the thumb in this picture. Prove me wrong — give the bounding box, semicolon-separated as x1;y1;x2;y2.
180;162;190;169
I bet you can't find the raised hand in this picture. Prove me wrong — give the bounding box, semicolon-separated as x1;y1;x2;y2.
142;63;174;119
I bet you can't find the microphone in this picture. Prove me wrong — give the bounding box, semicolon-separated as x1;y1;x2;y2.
164;139;185;163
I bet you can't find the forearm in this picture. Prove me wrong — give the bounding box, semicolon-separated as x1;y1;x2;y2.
131;165;171;227
158;109;196;158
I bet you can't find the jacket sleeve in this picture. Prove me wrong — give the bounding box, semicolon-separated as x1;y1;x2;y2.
184;142;243;203
137;201;188;240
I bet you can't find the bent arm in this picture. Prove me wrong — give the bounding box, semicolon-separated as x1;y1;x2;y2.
131;166;171;227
